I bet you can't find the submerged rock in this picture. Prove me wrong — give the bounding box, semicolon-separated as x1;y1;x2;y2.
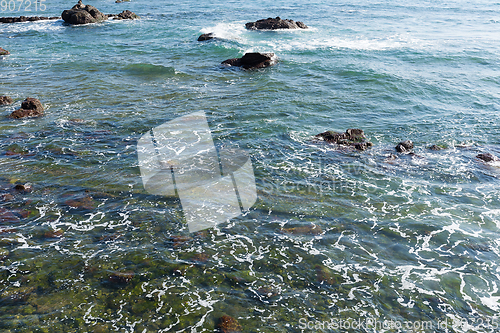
0;96;13;105
245;17;308;30
222;52;277;70
216;315;242;333
198;33;215;41
108;271;135;285
282;224;322;235
315;265;341;285
315;128;373;151
395;140;414;153
12;183;33;194
428;144;446;151
476;153;498;162
62;0;107;25
9;97;44;119
0;248;9;261
64;195;96;210
0;47;9;55
0;207;20;223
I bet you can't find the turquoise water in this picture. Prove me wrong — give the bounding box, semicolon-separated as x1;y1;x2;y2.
1;0;500;332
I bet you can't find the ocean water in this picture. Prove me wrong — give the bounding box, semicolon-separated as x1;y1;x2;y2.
1;0;500;332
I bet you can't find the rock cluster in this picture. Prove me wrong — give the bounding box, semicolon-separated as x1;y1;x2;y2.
315;128;373;151
0;96;13;105
109;10;140;20
9;98;44;119
245;17;308;30
62;0;107;25
222;52;277;70
198;33;215;41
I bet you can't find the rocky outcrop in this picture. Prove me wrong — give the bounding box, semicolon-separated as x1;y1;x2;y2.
245;17;308;30
0;47;9;55
395;140;414;153
9;98;44;119
198;33;215;41
222;52;277;69
0;16;59;24
476;153;498;162
62;0;107;25
0;96;13;105
110;10;140;20
315;128;373;151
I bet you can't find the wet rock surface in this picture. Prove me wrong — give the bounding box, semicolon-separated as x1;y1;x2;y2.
222;52;277;70
0;47;9;55
476;153;498;162
315;128;373;151
395;140;414;153
9;98;44;119
0;96;13;105
198;33;215;41
245;17;308;30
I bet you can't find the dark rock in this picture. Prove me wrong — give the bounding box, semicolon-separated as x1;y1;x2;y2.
115;0;130;2
245;16;308;30
9;97;44;119
198;33;215;41
216;315;242;333
315;128;372;151
0;47;9;55
108;272;134;285
0;16;59;24
222;52;277;70
476;153;498;163
395;140;414;153
0;96;13;105
428;144;445;151
62;1;107;25
12;183;33;194
113;10;140;20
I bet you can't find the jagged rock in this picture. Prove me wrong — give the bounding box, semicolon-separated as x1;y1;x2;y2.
0;16;59;24
0;96;13;105
245;16;308;30
113;10;140;20
216;315;242;333
222;52;277;69
476;153;498;162
395;140;414;153
428;144;445;151
315;128;373;151
62;1;107;25
198;33;215;41
0;47;10;55
9;98;44;119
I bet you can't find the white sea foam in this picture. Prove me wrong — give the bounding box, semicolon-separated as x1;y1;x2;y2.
0;19;63;34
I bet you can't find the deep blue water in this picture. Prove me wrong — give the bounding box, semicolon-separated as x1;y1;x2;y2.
1;0;500;332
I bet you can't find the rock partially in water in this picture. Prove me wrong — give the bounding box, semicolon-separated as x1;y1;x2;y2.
9;98;44;119
0;47;9;55
222;52;277;70
0;96;13;105
395;140;414;153
0;16;59;24
0;208;20;223
428;144;446;151
12;183;33;194
476;153;498;162
315;128;373;151
64;195;96;210
62;0;107;25
245;17;308;30
111;10;140;20
198;33;215;41
216;315;242;333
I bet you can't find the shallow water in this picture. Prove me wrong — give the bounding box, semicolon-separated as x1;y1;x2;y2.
1;0;500;332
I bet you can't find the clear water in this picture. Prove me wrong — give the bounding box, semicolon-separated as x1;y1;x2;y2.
1;0;500;332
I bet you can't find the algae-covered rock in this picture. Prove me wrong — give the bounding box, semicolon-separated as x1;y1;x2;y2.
108;271;135;285
216;315;242;333
0;286;35;304
315;265;342;285
64;195;96;210
0;248;9;260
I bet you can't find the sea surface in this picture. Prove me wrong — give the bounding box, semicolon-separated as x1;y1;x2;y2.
1;0;500;332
